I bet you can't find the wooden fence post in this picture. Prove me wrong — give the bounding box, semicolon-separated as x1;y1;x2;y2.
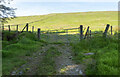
38;28;41;40
2;26;4;31
8;25;10;32
80;25;83;40
84;26;89;39
32;26;34;33
103;24;110;37
26;23;28;32
21;23;28;33
16;25;18;32
111;26;112;35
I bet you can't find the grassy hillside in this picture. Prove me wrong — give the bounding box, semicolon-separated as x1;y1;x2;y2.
4;11;118;31
2;11;118;75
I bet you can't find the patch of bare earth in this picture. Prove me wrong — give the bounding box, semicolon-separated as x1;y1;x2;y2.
55;44;84;75
55;44;95;75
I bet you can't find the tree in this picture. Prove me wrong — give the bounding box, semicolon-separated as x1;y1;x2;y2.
0;0;16;26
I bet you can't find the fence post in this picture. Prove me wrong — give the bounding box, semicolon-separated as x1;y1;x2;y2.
21;23;28;33
26;23;28;32
16;25;18;32
111;26;112;35
38;28;41;40
103;24;110;37
90;30;91;38
8;25;10;32
32;26;34;33
80;25;83;40
2;26;4;31
84;26;89;39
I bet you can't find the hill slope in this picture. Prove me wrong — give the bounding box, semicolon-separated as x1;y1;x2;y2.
5;11;118;31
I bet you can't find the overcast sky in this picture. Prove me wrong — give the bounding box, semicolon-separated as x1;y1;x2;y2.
7;0;119;16
11;0;120;3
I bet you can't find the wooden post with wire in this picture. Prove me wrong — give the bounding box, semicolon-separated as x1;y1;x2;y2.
26;23;28;32
16;25;18;32
8;25;10;32
84;26;89;39
103;24;110;37
111;26;112;35
80;25;83;40
21;23;29;33
38;28;41;40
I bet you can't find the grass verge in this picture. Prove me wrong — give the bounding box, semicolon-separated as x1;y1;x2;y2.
2;31;43;75
70;33;118;75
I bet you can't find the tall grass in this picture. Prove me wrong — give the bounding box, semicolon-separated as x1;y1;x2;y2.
2;31;43;75
70;33;118;75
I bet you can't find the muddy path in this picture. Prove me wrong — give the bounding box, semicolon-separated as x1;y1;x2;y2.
55;44;86;75
11;43;94;75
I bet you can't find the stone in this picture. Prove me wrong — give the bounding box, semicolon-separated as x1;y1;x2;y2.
76;69;79;72
11;71;16;75
69;56;72;59
84;53;94;55
19;71;23;75
79;70;83;75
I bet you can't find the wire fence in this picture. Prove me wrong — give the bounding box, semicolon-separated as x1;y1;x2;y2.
1;23;113;43
41;28;80;43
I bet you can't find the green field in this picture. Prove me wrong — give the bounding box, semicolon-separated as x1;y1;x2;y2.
4;11;118;31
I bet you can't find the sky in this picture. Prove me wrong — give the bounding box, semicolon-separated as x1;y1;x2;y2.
6;0;119;16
